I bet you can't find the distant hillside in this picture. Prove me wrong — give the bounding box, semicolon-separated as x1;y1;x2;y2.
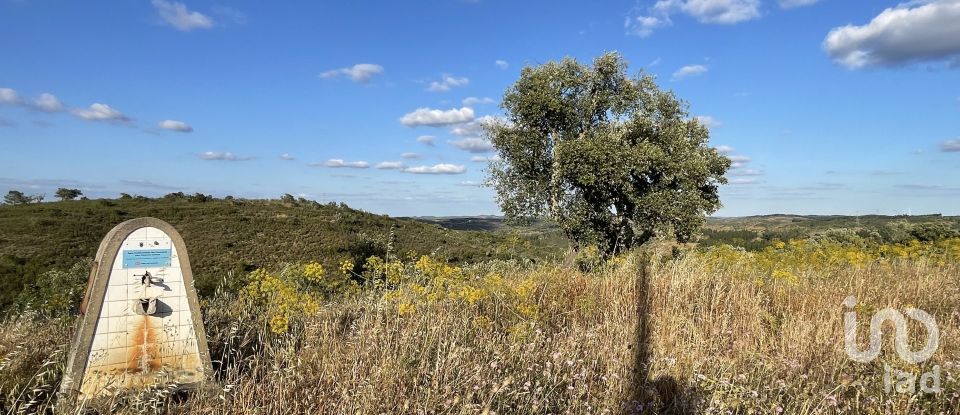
415;213;960;251
406;216;560;233
702;214;960;250
0;197;567;310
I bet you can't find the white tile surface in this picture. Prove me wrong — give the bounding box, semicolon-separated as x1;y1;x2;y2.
83;225;204;395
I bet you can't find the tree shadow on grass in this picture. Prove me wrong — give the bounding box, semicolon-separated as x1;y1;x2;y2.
626;251;704;414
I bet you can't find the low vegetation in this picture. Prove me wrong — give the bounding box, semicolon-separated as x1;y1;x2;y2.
0;196;567;310
2;235;958;413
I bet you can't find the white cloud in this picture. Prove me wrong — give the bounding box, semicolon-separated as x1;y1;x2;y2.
158;119;193;132
0;89;64;112
417;135;436;146
672;64;708;80
627;0;760;37
0;88;20;105
280;153;295;160
824;0;960;69
71;103;130;122
404;163;466;175
731;168;763;176
462;96;495;107
494;60;509;69
319;64;384;83
458;181;482;187
942;138;960;152
779;0;818;9
672;0;761;24
625;15;669;37
720;148;760;180
449;137;494;153
320;159;369;168
450;115;498;138
400;107;474;127
728;154;751;169
198;151;251;161
375;161;406;170
696;115;722;128
471;155;500;162
427;74;469;92
32;93;63;112
152;0;214;31
401;152;422;159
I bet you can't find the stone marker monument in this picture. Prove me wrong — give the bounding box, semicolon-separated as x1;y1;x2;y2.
61;217;212;398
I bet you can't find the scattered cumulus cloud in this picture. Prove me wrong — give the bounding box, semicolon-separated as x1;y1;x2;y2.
71;103;130;123
1;89;64;112
696;115;722;128
320;159;369;168
417;135;436;146
720;147;761;183
401;152;422;159
942;138;960;152
625;15;669;38
450;115;497;138
627;0;761;37
731;168;763;176
728;154;751;169
404;163;466;175
663;0;761;24
401;107;474;127
471;155;500;162
427;74;469;92
0;88;20;105
375;161;405;170
449;137;494;153
280;153;295;161
672;64;708;80
824;0;960;69
494;60;509;69
462;96;494;107
319;64;384;84
152;0;214;31
0;87;197;131
198;151;252;161
32;93;64;112
158;119;193;132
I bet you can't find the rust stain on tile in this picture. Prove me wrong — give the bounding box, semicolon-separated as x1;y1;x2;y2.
126;315;162;373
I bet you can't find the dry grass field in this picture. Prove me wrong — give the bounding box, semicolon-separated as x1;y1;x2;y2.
2;239;959;414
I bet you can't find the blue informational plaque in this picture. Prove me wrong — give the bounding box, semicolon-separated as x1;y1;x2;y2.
122;249;172;268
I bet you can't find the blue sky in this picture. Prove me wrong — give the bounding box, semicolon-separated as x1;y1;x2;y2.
1;0;959;216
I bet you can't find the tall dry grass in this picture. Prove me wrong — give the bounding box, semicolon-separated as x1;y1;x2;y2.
1;245;958;414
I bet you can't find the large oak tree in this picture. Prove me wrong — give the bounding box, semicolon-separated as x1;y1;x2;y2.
486;52;730;255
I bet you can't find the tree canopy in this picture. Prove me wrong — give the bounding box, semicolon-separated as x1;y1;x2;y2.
55;188;83;201
3;190;41;205
486;52;730;255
